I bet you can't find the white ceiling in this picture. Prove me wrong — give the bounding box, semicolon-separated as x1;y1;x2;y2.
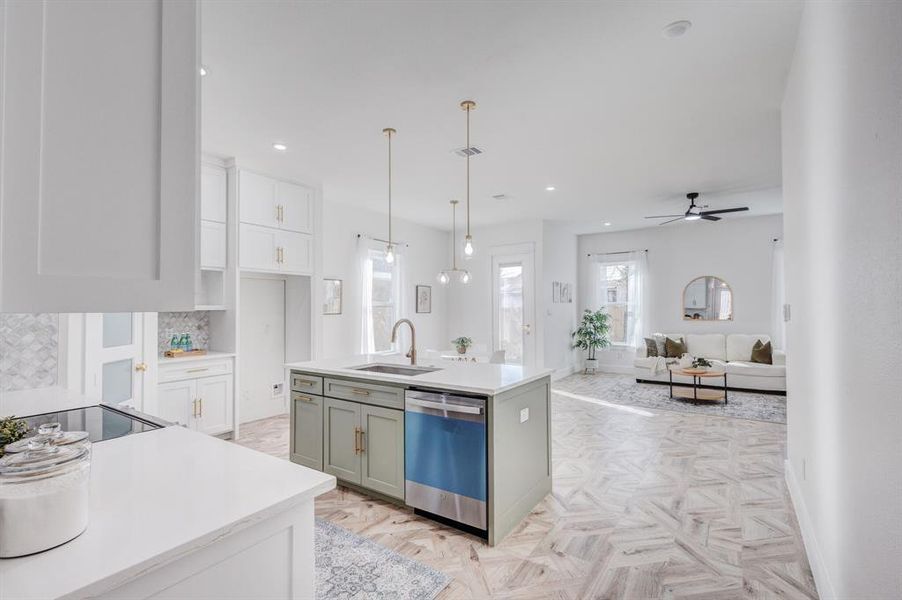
201;1;801;232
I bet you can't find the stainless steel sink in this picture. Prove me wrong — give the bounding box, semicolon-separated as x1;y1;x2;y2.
350;363;441;376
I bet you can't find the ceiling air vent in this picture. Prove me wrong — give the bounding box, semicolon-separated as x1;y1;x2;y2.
491;193;511;201
452;146;483;158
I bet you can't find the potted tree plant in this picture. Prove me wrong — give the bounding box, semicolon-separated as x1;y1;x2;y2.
451;336;473;355
571;308;611;374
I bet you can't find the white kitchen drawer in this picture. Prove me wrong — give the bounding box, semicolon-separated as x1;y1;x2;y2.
158;357;234;384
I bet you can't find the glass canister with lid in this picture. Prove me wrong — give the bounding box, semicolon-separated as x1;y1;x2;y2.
0;436;91;557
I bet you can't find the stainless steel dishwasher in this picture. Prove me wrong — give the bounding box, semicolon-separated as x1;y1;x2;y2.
404;389;487;531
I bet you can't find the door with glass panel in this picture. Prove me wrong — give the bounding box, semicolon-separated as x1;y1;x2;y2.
84;313;155;410
491;247;536;366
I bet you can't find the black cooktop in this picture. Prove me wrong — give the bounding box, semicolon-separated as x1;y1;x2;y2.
20;405;164;444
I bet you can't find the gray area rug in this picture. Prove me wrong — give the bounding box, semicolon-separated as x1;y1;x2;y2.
316;518;451;600
554;373;786;424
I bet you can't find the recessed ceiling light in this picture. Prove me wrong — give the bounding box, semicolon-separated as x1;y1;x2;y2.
200;65;209;77
272;143;288;152
545;186;555;191
604;222;612;227
663;20;692;38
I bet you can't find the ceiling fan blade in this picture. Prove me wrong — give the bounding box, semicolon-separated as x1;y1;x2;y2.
645;214;684;219
699;207;749;216
658;216;686;226
701;215;721;221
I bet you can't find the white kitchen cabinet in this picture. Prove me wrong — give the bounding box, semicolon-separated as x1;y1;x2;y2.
239;171;313;234
0;0;200;313
239;224;312;275
239;224;280;272
196;375;232;435
279;230;313;274
201;164;228;223
155;357;234;436
276;181;313;234
158;380;196;428
239;171;279;228
200;221;227;269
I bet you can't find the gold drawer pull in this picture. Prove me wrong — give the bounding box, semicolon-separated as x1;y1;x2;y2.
294;379;315;387
186;367;209;374
296;395;314;403
350;388;371;396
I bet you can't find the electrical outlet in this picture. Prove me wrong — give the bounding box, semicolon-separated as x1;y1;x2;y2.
520;407;529;423
783;303;791;322
272;382;284;398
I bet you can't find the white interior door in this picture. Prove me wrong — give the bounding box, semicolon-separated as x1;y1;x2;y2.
84;313;156;410
492;246;536;366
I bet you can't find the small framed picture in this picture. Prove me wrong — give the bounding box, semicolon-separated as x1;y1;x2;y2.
323;279;342;315
416;285;432;314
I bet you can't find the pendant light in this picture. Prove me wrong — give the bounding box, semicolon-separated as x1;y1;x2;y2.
460;100;476;259
437;200;471;285
383;127;396;264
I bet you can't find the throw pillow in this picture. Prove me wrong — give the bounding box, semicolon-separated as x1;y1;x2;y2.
751;339;773;364
644;338;659;357
664;336;687;358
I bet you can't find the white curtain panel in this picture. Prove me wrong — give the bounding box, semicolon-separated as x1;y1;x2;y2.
587;250;649;347
392;245;409;352
772;239;786;350
357;238;375;354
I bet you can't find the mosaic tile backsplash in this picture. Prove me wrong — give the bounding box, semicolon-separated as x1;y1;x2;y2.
158;311;210;355
0;313;59;392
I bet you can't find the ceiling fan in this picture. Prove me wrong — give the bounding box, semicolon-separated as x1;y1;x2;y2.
645;192;749;225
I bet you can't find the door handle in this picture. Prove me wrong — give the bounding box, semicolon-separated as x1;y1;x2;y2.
135;362;147;372
522;323;532;334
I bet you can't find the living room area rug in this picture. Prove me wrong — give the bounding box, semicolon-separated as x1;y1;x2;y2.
315;518;451;600
554;372;786;424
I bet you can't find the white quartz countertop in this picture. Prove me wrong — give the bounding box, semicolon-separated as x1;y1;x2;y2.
285;354;553;395
0;426;335;600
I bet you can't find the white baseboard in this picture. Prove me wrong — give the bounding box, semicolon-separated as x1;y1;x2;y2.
597;364;634;375
784;458;835;600
551;364;578;381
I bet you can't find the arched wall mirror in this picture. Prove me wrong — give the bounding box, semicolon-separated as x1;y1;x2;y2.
683;276;733;320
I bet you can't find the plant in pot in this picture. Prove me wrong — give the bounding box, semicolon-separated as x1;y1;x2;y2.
571;308;611;374
451;336;473;355
692;357;713;371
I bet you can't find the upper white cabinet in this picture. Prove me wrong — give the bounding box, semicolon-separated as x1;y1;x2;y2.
238;171;313;234
201;164;228;223
238;169;314;275
0;0;200;313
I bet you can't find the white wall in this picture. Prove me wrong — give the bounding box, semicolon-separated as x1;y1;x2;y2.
320;200;450;359
781;2;902;598
578;214;783;369
542;222;579;376
445;219;579;376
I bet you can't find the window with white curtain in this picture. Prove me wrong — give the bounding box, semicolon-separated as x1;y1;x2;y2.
368;249;396;352
360;241;405;354
590;250;648;347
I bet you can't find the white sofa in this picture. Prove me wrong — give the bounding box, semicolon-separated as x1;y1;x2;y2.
634;333;786;392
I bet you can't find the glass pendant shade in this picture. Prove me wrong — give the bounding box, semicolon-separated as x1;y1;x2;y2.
463;235;474;258
385;244;395;264
459;270;471;284
438;271;450;285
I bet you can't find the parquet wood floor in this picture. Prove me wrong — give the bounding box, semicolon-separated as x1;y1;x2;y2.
235;382;817;599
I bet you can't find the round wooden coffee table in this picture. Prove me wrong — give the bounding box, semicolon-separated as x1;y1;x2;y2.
669;368;728;404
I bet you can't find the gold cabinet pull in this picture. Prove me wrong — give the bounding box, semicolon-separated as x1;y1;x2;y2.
359;429;365;454
350;388;370;396
186;367;209;374
294;379;315;387
354;427;361;454
199;398;203;417
296;395;313;403
281;247;286;264
192;399;197;418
